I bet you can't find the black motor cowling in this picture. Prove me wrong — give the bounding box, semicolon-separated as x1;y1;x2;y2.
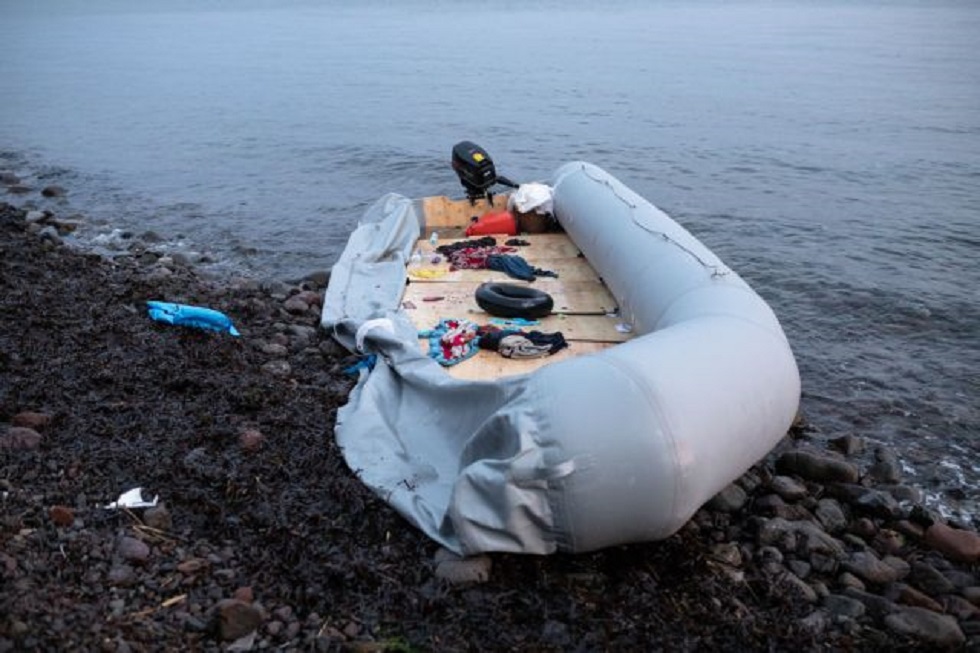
451;141;517;203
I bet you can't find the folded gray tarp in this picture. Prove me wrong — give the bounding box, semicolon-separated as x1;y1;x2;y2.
321;162;800;555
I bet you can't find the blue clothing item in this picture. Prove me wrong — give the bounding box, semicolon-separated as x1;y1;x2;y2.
418;318;481;366
344;354;378;375
489;317;540;328
146;301;241;336
485;254;558;281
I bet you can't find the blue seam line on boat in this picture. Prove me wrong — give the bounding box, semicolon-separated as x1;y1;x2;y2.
578;164;730;278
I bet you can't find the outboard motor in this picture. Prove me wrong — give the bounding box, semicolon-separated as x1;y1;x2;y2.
451;141;518;204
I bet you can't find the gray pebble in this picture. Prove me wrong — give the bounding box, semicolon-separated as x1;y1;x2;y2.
770;475;808;501
910;562;955;596
117;536;150;563
824;594;867;619
707;483;747;512
776;450;859;484
883;606;965;649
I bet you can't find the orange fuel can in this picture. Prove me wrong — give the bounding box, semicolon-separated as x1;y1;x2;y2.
465;210;518;237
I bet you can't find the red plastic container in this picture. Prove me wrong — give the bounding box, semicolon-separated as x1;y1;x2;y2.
465;210;518;237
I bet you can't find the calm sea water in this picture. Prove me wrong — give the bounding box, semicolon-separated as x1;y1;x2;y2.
2;0;978;522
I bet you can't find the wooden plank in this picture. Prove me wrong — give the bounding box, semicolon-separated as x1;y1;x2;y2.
420;341;615;381
407;256;599;284
426;226;467;240
402;280;616;315
431;233;582;260
421;195;510;229
406;306;632;344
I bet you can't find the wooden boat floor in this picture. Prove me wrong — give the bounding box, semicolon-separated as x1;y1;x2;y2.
419;340;613;382
403;229;632;381
403;280;616;316
419;195;509;230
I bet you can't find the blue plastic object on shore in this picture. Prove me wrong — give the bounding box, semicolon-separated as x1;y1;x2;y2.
146;301;241;336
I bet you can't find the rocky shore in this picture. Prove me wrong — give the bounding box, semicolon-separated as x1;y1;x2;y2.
1;192;978;651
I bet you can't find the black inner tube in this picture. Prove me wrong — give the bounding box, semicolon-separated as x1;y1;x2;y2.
475;282;554;319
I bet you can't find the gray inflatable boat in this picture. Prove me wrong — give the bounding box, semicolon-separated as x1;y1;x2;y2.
321;161;800;555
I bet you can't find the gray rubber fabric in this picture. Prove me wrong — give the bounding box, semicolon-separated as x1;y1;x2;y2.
321;164;800;556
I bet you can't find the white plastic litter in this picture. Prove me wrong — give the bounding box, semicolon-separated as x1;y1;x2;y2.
104;487;159;509
508;182;554;215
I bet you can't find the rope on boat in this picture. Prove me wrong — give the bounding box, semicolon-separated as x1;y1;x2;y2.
579;164;731;279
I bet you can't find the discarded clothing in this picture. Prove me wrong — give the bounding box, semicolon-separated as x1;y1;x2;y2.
408;267;448;280
521;330;568;356
477;325;567;358
477;326;522;351
498;334;554;359
445;245;516;271
146;301;240;336
509;182;555;215
419;319;481;366
435;236;497;258
485;254;558;282
505;238;531;247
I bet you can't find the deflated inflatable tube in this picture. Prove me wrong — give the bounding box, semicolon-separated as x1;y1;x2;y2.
475;282;554;319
